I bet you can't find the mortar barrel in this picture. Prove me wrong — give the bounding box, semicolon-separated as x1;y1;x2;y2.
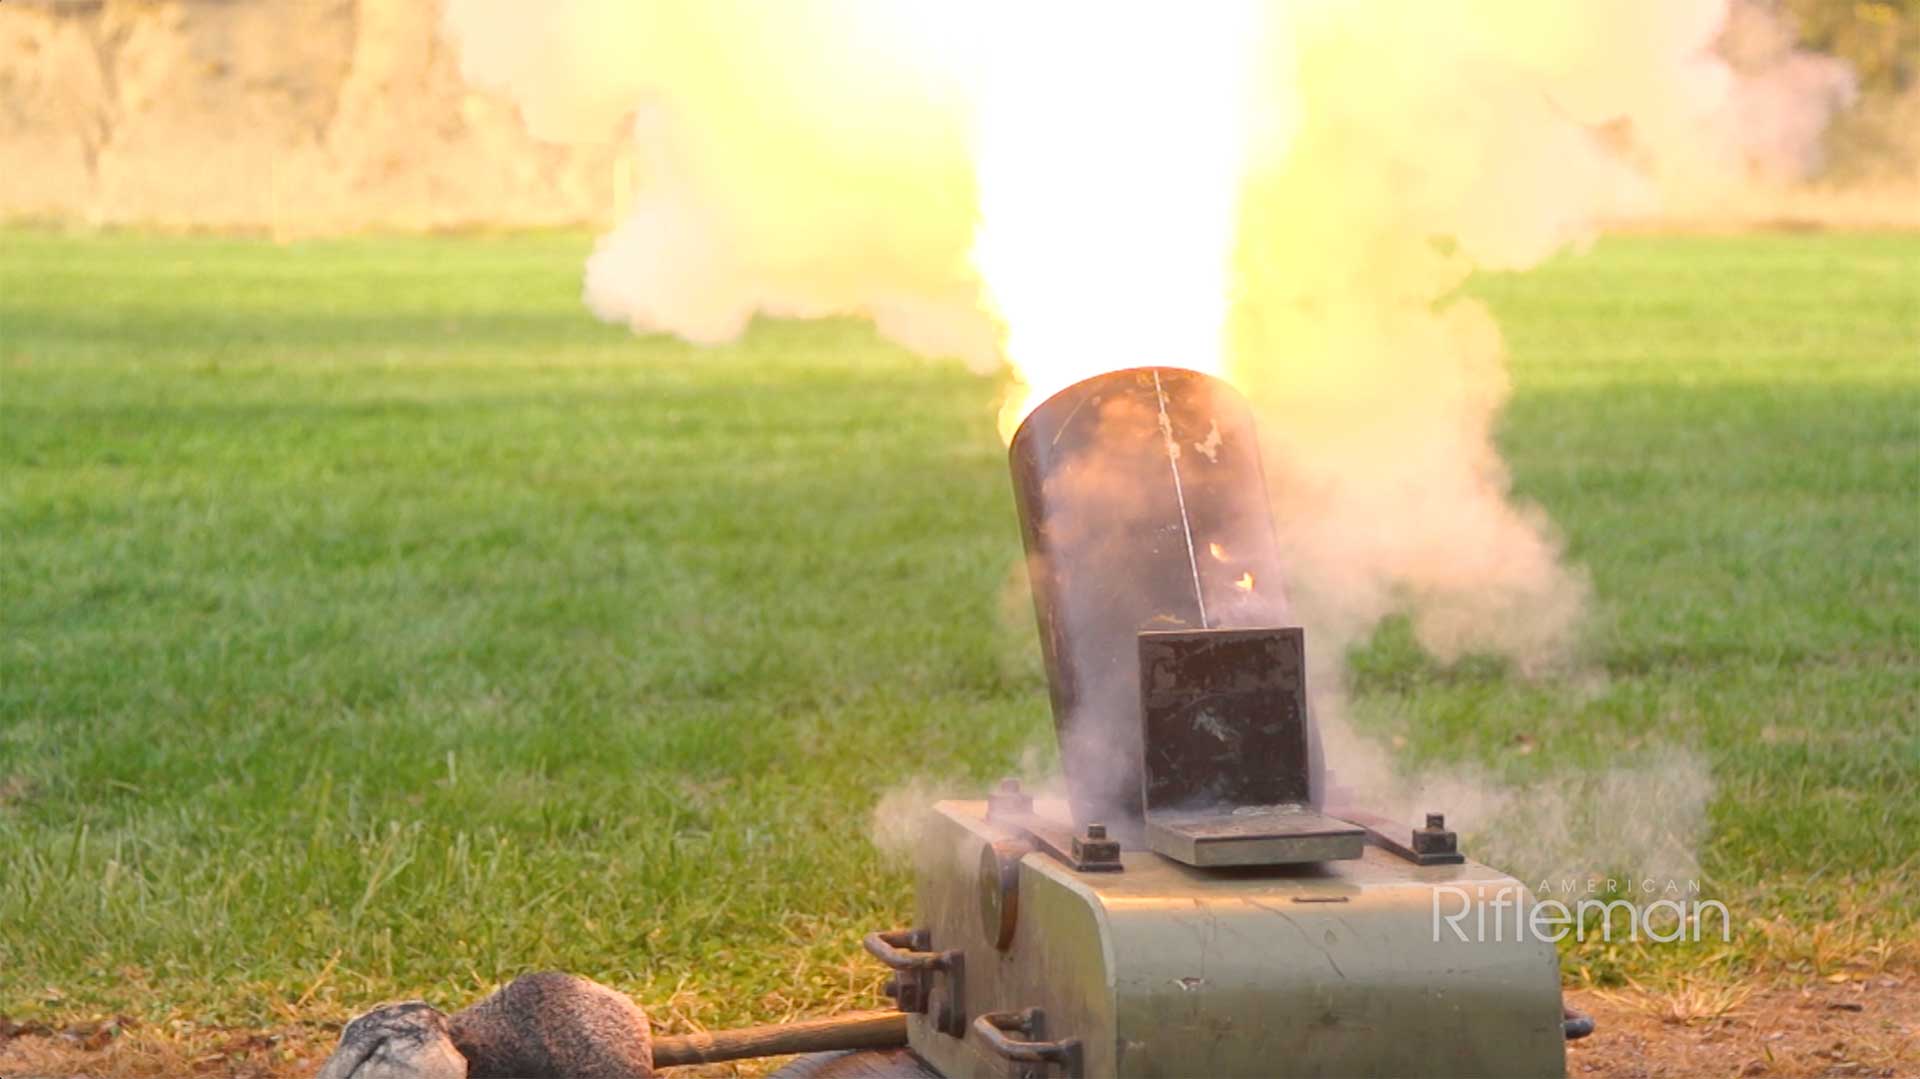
1008;368;1316;832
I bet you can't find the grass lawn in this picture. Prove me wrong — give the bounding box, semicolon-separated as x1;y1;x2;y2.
1;228;1915;1040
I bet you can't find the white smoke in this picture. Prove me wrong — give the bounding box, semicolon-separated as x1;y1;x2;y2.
443;0;1850;879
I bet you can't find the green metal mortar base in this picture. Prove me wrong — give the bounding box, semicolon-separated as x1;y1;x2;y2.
909;800;1567;1078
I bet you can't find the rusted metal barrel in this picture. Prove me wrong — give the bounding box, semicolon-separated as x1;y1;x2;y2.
1009;367;1312;832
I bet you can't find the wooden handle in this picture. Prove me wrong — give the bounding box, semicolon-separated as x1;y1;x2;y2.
651;1009;909;1067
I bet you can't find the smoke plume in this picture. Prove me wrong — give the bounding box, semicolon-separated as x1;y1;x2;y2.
444;0;1850;675
1226;0;1850;676
1316;692;1714;885
445;1;1846;876
444;1;995;367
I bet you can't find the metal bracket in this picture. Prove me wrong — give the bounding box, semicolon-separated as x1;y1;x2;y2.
1145;805;1364;867
1333;807;1467;866
1137;628;1364;866
1005;812;1123;873
986;785;1123;873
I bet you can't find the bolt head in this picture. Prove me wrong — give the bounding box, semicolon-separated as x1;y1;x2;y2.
999;777;1021;793
1425;812;1445;830
1086;823;1107;839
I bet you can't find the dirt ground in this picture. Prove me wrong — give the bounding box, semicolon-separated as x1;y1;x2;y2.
1564;977;1917;1079
2;975;1913;1078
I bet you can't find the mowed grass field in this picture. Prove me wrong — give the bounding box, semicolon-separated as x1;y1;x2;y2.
1;229;1915;1037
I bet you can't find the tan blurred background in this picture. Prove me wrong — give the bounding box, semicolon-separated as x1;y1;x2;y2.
0;0;631;232
0;0;1913;233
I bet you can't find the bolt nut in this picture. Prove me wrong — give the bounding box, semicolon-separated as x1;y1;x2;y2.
1412;813;1458;856
986;777;1034;823
1071;822;1122;871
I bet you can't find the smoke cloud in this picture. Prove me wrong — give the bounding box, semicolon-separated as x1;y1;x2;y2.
444;1;995;367
444;0;1850;675
1226;0;1850;676
1316;693;1713;885
445;1;1845;875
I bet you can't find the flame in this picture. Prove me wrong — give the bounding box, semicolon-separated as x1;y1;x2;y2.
1234;572;1255;592
971;4;1265;441
1208;542;1229;562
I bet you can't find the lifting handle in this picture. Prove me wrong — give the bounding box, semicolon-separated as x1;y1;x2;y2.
864;928;967;1038
973;1008;1082;1076
863;928;954;970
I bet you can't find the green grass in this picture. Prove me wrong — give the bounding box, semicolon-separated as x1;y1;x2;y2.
1;229;1915;1030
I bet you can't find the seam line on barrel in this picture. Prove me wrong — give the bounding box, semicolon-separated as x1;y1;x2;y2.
1153;369;1210;628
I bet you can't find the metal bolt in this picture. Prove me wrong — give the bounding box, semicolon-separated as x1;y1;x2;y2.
986;777;1033;823
1086;823;1107;840
1411;812;1460;859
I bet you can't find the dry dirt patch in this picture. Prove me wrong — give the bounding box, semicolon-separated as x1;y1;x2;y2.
3;976;1913;1078
1567;976;1918;1079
